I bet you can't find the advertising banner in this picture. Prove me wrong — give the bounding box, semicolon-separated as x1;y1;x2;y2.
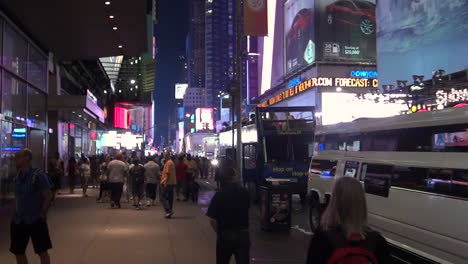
244;0;268;36
378;0;468;86
195;108;214;131
175;83;188;99
284;0;316;75
316;0;376;62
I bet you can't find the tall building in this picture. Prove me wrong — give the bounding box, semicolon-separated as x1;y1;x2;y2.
187;0;205;89
205;0;237;108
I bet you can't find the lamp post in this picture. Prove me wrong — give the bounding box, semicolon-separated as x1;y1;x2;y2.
234;0;244;182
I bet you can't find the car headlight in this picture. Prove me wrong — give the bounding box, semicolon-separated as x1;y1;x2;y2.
211;159;219;166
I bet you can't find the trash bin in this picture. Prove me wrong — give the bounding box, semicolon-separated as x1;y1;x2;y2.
260;179;292;231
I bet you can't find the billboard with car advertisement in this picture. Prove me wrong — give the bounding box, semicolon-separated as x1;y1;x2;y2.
315;0;376;63
377;0;468;86
284;0;316;75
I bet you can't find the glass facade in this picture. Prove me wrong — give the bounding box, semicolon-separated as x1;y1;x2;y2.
0;17;48;205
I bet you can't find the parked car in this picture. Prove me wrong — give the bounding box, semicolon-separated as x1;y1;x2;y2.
326;0;376;35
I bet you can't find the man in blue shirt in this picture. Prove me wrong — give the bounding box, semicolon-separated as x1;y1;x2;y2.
10;149;53;264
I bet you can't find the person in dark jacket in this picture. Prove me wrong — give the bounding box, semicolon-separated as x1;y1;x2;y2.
306;176;389;264
207;167;250;264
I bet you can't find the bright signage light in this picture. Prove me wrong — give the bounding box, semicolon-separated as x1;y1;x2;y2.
195;108;214;131
350;70;378;78
175;83;188;99
320;92;407;125
259;77;379;106
114;107;130;129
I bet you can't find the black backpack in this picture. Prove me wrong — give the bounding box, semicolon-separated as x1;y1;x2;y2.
130;165;145;184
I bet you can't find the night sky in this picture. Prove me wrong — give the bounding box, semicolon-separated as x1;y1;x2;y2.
153;0;189;145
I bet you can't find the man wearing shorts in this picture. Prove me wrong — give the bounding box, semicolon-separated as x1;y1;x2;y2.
10;149;53;264
129;159;146;210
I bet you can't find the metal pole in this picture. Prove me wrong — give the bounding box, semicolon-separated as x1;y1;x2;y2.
235;0;243;182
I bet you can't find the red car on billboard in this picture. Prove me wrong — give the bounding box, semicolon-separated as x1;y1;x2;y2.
286;8;314;72
287;8;314;43
326;0;376;35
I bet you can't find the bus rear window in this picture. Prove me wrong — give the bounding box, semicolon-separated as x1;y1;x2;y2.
310;159;337;177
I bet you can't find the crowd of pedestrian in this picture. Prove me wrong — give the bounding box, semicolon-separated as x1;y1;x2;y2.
8;147;391;264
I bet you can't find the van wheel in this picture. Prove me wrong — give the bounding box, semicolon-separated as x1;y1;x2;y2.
309;198;321;232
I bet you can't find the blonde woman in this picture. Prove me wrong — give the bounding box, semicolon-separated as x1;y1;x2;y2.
306;176;389;264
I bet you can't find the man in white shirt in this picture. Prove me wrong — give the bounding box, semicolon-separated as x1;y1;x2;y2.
144;157;161;206
106;153;128;209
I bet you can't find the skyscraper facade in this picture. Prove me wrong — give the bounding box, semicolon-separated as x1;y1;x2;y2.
205;0;236;108
187;0;205;90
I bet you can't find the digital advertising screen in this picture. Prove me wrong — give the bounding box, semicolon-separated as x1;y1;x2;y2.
284;0;316;75
377;0;468;86
195;108;214;131
320;92;407;125
175;83;188;99
316;0;376;62
114;106;130;129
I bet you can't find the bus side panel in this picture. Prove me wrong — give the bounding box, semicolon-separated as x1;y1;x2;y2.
264;161;308;194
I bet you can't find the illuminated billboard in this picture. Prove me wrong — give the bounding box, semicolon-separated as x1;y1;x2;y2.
316;0;376;62
114;107;130;129
378;1;468;86
175;83;188;99
195;108;214;131
284;0;315;75
320;92;407;125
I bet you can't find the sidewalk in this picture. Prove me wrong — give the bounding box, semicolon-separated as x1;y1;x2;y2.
0;189;218;264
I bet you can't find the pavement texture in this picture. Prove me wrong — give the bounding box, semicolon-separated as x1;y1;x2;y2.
0;182;311;264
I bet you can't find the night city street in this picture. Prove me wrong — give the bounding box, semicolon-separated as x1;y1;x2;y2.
0;0;467;263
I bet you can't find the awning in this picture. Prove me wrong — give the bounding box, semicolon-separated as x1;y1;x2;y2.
48;95;105;125
0;0;149;60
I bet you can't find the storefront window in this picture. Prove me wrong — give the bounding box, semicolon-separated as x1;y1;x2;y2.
27;86;46;129
3;24;27;78
2;72;27;120
27;46;47;92
0;121;26;205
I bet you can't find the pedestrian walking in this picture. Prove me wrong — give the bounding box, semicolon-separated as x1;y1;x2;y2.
80;158;91;197
97;155;110;203
160;152;176;218
129;159;145;210
107;153;128;209
175;156;188;201
306;176;389;264
90;156;100;189
184;154;198;200
144;157;160;206
10;149;53;264
53;153;64;194
47;159;59;201
67;157;78;194
207;167;250;264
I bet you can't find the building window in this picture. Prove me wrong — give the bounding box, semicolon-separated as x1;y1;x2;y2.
2;72;27;120
27;46;47;92
3;24;27;78
27;87;46;129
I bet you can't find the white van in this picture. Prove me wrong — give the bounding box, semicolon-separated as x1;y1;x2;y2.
308;107;468;264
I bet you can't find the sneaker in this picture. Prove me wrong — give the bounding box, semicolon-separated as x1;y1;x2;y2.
165;212;173;218
136;206;141;210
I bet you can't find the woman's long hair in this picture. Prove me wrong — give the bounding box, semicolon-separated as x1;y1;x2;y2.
320;176;368;237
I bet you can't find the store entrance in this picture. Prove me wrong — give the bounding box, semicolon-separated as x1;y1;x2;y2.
29;129;46;169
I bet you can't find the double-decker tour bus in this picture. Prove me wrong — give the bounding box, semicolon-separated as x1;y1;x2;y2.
308;106;468;264
217;106;316;202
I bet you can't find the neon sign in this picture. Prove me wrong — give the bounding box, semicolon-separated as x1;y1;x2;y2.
288;77;301;88
350;70;378;79
259;77;379;106
436;89;468;107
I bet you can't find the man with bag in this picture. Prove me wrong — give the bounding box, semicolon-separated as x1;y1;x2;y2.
10;149;53;264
